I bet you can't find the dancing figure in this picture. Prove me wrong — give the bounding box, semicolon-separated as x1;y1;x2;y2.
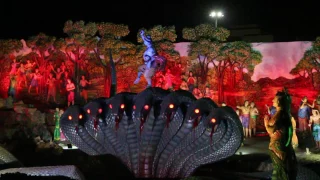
264;88;297;180
134;30;166;88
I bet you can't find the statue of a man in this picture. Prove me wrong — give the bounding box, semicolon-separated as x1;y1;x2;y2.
140;30;157;68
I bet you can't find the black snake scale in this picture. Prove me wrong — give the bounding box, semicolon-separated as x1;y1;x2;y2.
60;88;244;178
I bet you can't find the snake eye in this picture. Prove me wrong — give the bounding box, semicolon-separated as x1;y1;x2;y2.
211;118;216;123
120;104;125;109
169;104;174;109
194;109;200;114
79;114;83;119
68;115;72;120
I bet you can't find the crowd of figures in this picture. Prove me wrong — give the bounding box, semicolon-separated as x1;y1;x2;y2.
7;57;92;106
154;66;216;100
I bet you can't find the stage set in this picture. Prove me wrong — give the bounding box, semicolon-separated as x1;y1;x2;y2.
0;21;320;179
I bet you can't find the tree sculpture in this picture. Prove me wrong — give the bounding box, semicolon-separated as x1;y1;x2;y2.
183;24;229;84
63;20;99;101
220;41;262;89
96;22;133;96
290;37;320;89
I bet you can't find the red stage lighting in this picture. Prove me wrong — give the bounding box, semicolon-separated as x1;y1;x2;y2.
120;104;125;109
169;104;174;109
109;104;113;109
79;114;83;119
211;118;216;123
98;108;102;113
194;109;200;114
144;105;149;110
87;109;91;114
68;115;72;120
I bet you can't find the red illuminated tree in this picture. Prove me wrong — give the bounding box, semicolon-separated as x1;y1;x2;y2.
63;20;99;100
182;24;230;102
96;22;134;96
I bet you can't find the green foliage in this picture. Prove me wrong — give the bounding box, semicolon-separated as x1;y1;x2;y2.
27;33;56;53
97;22;129;39
0;39;23;58
220;41;262;74
182;24;230;41
291;36;320;77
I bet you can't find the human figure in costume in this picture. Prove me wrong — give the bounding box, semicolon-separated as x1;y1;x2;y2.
264;88;297;180
53;108;61;141
187;71;195;93
9;59;20;75
66;79;75;107
18;63;27;88
179;79;189;91
237;100;251;138
46;73;56;103
80;75;91;103
316;93;320;111
203;86;212;99
309;109;320;149
134;30;166;87
8;75;17;101
298;96;315;132
249;102;259;137
28;69;42;94
192;86;203;99
291;116;299;149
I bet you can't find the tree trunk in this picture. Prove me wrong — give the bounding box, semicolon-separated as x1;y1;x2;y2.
310;72;315;89
218;73;224;103
104;67;111;97
239;67;244;80
230;68;236;89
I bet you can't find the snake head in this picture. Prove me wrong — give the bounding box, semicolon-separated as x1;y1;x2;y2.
159;94;180;126
185;98;218;128
83;98;109;123
61;105;86;133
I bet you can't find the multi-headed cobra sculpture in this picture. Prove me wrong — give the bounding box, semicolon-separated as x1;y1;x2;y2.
60;88;244;178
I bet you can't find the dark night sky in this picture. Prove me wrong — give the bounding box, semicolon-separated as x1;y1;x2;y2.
1;0;320;42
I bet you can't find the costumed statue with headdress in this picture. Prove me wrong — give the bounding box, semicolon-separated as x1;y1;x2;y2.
134;30;166;88
53;108;61;141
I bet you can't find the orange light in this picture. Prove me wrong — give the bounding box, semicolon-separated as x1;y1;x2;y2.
79;114;83;119
211;118;216;123
169;104;174;109
87;109;91;114
120;104;125;109
109;104;113;109
68;115;72;120
133;105;136;110
144;105;149;110
98;108;102;113
194;109;200;114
